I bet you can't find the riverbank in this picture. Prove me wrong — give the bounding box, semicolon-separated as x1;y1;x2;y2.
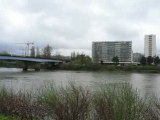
0;83;159;120
1;61;160;73
58;64;160;73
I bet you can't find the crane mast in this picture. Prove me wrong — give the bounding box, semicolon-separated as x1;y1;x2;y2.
16;41;34;56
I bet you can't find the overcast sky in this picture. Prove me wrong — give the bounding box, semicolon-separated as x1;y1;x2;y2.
0;0;160;56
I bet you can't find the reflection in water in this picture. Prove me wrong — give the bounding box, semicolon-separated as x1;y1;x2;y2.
130;73;160;97
0;68;160;97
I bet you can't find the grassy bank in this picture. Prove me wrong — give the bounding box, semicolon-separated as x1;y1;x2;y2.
0;83;160;120
58;63;160;73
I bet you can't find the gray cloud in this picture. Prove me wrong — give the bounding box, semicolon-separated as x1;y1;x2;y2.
0;0;160;56
106;22;139;40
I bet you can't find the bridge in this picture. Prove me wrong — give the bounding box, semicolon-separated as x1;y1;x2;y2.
0;56;63;71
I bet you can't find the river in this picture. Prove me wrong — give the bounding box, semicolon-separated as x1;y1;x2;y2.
0;68;160;97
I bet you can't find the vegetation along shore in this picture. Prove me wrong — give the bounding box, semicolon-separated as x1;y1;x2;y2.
0;82;160;120
58;64;160;73
1;53;160;73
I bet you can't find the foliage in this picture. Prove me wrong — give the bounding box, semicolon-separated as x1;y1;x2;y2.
140;56;146;65
43;44;53;58
0;115;10;120
30;46;35;57
0;61;24;68
154;56;159;65
93;83;155;120
38;83;91;120
0;52;11;56
0;115;18;120
1;83;160;119
71;51;76;59
147;56;153;65
59;63;160;73
71;53;92;65
36;47;40;58
0;87;46;120
112;56;119;65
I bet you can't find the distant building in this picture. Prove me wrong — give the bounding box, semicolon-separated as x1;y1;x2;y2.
92;41;132;63
133;53;143;62
144;34;156;57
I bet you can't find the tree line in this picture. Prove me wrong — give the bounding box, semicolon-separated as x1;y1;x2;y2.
30;44;53;58
70;52;92;65
0;44;53;59
108;56;160;66
140;56;160;65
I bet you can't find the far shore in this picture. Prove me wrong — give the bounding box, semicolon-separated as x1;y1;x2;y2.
57;64;160;73
0;62;160;73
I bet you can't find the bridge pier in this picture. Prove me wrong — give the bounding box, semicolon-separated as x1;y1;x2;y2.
22;62;41;71
23;67;40;71
23;67;28;71
22;61;30;71
34;67;40;71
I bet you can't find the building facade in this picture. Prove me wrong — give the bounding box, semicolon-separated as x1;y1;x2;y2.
92;41;132;63
144;34;156;57
133;53;143;62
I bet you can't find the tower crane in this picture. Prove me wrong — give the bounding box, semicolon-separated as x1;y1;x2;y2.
16;41;34;56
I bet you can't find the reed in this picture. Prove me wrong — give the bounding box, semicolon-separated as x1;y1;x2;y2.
0;82;160;120
38;82;91;120
0;87;45;120
93;83;156;120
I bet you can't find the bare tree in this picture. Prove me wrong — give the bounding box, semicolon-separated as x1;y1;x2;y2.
36;47;40;57
43;44;53;58
30;46;35;57
112;56;119;65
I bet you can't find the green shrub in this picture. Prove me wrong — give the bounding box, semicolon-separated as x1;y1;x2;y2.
0;115;9;120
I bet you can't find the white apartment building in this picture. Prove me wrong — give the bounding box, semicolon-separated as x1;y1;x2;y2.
144;34;156;57
92;41;132;63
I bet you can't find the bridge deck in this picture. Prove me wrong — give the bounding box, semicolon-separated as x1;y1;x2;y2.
0;56;62;63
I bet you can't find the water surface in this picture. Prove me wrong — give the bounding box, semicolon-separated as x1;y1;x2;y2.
0;68;160;97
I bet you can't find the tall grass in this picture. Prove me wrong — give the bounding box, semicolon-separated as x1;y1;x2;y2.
0;83;160;120
93;83;156;120
37;82;91;120
0;87;45;120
